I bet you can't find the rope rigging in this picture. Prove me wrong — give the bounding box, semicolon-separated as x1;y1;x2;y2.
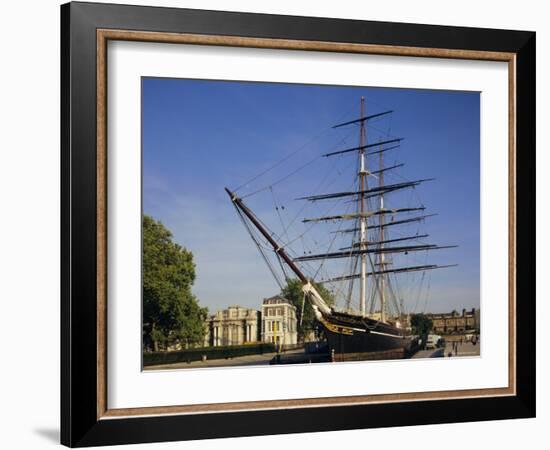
226;98;449;321
232;202;285;291
236;113;358;198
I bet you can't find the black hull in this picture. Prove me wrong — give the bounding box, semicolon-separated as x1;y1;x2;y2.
318;310;416;356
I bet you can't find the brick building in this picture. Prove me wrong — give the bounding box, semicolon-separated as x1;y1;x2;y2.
428;308;479;334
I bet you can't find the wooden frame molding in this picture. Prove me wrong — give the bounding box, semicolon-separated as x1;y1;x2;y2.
96;29;517;420
62;3;535;446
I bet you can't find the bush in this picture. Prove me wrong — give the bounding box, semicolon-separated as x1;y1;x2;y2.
143;343;277;366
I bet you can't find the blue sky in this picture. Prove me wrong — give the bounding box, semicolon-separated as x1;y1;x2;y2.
142;77;480;315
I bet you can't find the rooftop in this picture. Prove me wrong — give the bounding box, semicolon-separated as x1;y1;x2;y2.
263;295;293;306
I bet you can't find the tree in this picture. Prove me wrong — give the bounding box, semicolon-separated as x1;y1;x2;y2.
410;313;433;336
281;278;335;342
142;215;208;351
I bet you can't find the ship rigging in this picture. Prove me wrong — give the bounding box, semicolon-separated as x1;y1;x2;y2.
226;97;458;357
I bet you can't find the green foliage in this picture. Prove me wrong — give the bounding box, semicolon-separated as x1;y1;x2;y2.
143;215;208;351
410;313;433;336
281;278;335;342
143;343;277;366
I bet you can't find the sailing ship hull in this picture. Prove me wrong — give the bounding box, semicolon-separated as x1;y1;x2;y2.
318;311;417;357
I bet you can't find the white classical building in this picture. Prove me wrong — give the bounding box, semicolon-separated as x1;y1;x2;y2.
261;295;298;346
205;306;260;347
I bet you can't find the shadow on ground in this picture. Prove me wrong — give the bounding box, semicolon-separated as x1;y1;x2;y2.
34;428;59;444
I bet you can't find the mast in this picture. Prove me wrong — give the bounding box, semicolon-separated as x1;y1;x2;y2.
228;97;458;326
379;143;386;322
359;97;367;316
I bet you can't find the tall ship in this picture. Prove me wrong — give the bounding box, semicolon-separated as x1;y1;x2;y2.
226;97;457;359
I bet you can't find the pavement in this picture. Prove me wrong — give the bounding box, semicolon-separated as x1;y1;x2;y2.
144;348;305;370
412;348;445;358
443;341;481;357
145;341;481;370
412;341;480;359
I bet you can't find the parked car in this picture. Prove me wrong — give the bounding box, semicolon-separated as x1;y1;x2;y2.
425;334;441;350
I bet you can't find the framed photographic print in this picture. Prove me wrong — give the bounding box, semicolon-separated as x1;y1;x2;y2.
61;1;535;447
